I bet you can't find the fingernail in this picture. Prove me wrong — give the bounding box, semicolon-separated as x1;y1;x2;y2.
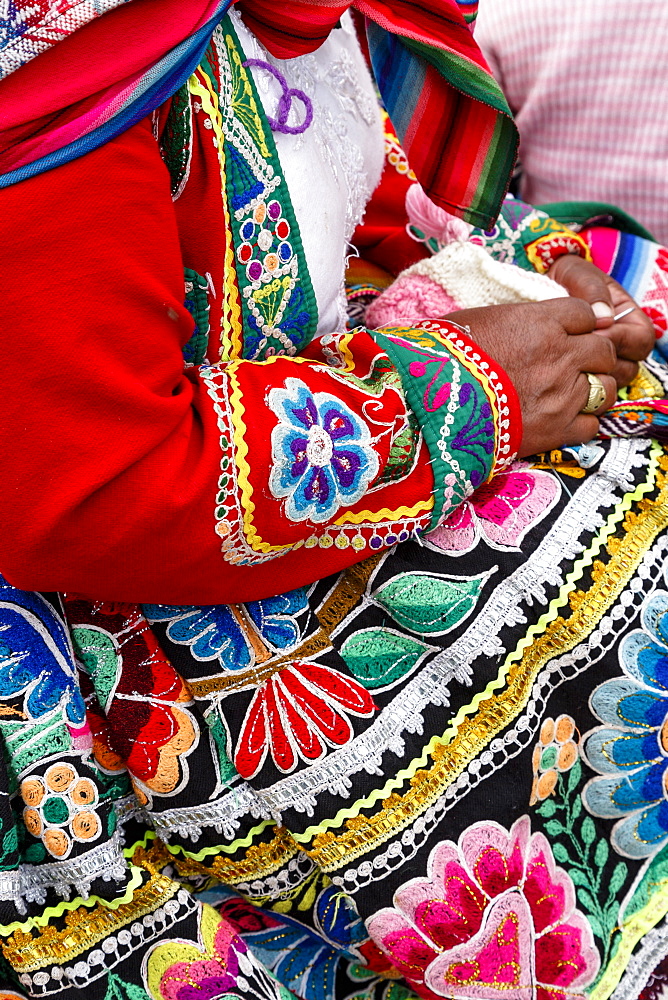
592;301;614;319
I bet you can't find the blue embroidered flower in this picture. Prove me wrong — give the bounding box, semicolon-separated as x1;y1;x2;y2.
0;580;85;726
583;583;668;858
268;377;378;523
142;588;308;670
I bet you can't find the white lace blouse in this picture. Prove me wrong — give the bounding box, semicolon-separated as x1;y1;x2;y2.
231;9;385;334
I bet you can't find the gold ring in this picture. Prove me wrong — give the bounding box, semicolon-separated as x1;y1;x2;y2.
581;373;607;414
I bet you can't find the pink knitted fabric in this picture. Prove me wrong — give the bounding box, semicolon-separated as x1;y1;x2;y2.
365;273;458;328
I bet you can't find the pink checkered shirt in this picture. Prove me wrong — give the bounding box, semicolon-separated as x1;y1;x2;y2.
474;0;668;244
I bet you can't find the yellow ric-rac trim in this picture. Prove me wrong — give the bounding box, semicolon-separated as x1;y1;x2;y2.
591;884;668;1000
299;448;668;867
130;823;276;861
187;70;244;363
0;865;144;937
1;866;178;972
332;500;433;525
173;824;299;885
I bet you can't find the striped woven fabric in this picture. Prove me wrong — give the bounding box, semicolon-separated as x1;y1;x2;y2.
0;0;518;229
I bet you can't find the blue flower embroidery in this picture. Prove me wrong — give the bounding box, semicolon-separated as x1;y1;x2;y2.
142;589;308;670
0;579;85;726
583;585;668;858
268;378;378;523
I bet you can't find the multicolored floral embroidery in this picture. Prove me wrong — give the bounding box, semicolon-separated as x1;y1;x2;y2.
268;378;379;523
235;659;376;778
213;22;318;360
426;461;560;555
367;815;600;1000
582;573;668;858
529;715;578;805
144;903;290;1000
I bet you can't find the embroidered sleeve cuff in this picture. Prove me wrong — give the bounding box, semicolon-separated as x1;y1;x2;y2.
524;226;592;274
465;198;593;275
370;320;522;529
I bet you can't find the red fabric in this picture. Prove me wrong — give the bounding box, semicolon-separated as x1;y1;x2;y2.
0;117;438;604
238;0;486;66
0;0;227;172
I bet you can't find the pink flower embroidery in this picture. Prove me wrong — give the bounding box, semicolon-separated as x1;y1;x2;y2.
156;916;242;1000
367;816;599;1000
235;660;376;778
427;462;559;555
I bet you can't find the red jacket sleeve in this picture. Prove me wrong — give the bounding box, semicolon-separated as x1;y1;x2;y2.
0;118;514;605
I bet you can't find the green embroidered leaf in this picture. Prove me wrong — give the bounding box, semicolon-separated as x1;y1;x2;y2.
340;629;434;689
586;912;604;940
608;861;628;896
0;824;17;865
576;887;598;914
206;711;238;786
71;626;119;711
553;842;569;863
567;758;583;793
536;799;557;817
568;867;590;888
594;838;609;868
372;571;489;636
571;795;583;819
3;713;71;775
581;816;596;846
544;819;565;837
105;973;151;1000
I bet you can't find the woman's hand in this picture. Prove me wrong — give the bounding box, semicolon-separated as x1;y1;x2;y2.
547;255;655;387
445;298;617;457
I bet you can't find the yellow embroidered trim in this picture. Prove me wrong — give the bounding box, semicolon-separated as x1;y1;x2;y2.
173;824;298;884
332;500;434;525
1;866;177;972
187;70;244;362
525;228;592;274
299;450;668;866
627;361;666;400
0;865;144;937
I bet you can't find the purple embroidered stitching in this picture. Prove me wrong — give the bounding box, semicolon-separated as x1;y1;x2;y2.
242;59;314;135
